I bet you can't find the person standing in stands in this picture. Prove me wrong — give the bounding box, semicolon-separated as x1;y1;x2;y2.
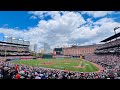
15;65;19;73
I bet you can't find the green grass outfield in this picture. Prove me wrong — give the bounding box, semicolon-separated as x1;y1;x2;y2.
11;58;99;72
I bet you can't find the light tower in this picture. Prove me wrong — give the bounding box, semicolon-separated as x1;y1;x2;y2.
114;25;120;40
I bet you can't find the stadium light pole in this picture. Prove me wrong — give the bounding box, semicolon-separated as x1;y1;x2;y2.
2;35;4;42
114;26;120;40
15;38;18;44
10;37;13;43
4;36;8;61
18;39;22;44
18;39;23;43
114;26;120;35
18;39;23;52
12;38;16;43
4;36;9;42
3;35;9;61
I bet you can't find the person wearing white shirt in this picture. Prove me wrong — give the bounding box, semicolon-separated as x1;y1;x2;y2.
35;76;41;79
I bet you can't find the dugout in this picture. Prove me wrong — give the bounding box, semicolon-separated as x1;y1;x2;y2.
42;54;53;59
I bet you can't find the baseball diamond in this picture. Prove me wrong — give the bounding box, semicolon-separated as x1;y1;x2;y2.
11;58;101;72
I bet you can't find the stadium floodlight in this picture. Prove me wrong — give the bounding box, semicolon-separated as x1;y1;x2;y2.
3;36;9;42
28;41;30;45
4;36;8;38
8;37;13;43
19;39;23;40
114;26;120;35
114;26;120;30
18;39;24;44
76;43;78;46
12;38;19;44
113;26;120;40
12;38;16;39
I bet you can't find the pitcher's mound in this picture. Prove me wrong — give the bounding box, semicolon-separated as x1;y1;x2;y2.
41;62;54;65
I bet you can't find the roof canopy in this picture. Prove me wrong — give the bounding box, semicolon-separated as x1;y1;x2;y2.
101;32;120;42
0;41;29;46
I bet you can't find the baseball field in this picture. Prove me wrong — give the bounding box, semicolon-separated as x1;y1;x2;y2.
12;58;100;72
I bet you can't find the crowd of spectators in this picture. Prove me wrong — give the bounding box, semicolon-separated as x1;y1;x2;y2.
0;38;120;79
0;52;31;56
0;44;33;60
97;38;120;50
0;56;34;61
85;54;120;79
0;58;120;79
95;47;120;54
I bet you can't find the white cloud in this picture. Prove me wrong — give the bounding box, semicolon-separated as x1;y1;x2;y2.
28;11;62;19
94;17;114;25
2;24;8;27
0;11;86;49
0;11;120;51
67;16;120;45
81;11;114;18
30;15;37;19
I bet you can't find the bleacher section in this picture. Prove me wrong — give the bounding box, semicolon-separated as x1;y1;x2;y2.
0;41;34;61
95;32;120;55
83;32;120;79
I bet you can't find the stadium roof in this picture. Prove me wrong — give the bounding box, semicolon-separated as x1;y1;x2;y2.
0;41;29;46
101;32;120;42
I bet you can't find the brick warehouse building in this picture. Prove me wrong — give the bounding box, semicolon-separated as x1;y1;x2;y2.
63;44;100;57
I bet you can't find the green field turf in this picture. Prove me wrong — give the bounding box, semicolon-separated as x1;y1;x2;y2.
11;58;99;72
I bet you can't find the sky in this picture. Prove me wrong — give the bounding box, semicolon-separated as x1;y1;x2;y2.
0;11;120;50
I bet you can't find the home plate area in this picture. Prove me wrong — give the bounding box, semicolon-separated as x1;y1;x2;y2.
40;62;54;65
64;63;70;64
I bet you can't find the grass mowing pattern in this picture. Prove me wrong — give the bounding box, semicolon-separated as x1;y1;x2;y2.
12;58;99;72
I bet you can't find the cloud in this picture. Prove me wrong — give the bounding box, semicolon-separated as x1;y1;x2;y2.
68;17;120;45
0;11;120;51
2;24;8;27
30;15;37;19
81;11;114;18
28;11;62;19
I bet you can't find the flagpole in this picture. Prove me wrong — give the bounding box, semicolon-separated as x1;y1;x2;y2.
4;49;6;61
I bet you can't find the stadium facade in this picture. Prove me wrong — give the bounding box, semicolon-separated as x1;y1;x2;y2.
62;44;100;57
0;39;34;61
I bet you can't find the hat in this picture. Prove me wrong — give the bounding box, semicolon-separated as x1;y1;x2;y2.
4;67;8;69
20;76;25;79
16;74;21;79
35;72;38;76
28;74;31;77
24;70;26;73
19;71;25;75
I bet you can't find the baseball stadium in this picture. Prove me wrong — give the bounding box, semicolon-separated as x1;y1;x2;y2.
0;31;120;79
0;11;120;79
